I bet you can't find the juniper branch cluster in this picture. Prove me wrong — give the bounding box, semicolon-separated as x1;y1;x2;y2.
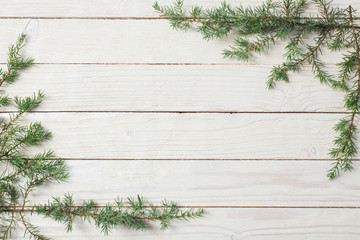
0;34;203;240
154;0;360;179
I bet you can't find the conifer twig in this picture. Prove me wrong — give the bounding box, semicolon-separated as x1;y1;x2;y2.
154;0;360;179
0;34;204;239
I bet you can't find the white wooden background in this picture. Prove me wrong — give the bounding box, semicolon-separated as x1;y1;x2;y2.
2;0;360;239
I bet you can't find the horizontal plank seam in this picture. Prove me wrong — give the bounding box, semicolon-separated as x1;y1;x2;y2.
13;205;360;209
0;62;342;66
0;111;349;114
0;17;167;20
1;17;360;21
3;158;355;161
5;158;355;161
54;158;360;161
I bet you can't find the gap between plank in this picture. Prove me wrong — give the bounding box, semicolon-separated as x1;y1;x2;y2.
1;158;348;161
0;111;349;114
4;158;355;161
1;17;360;20
0;17;165;20
12;205;360;209
0;62;342;66
60;158;360;161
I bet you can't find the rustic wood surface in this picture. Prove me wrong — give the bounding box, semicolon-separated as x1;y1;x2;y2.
2;0;360;239
13;112;348;159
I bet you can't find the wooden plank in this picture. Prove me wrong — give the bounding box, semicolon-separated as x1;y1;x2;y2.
15;112;345;159
3;64;345;112
0;19;349;64
10;208;360;239
1;0;359;18
26;160;360;207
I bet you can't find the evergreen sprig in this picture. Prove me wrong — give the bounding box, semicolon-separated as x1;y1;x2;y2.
0;34;204;240
154;0;360;179
35;195;204;235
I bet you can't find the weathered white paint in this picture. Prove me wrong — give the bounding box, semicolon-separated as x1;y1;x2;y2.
10;209;360;240
3;64;345;112
1;0;359;18
1;0;359;239
0;20;350;64
27;160;360;207
14;112;344;159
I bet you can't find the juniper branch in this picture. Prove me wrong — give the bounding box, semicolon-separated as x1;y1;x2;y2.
155;0;360;179
0;34;204;239
33;195;204;234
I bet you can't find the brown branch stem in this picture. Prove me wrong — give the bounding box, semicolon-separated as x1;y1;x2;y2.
0;161;38;182
317;0;329;21
285;29;330;71
180;17;360;29
0;42;23;88
19;211;43;240
3;207;183;221
0;111;24;138
246;32;279;51
295;27;305;44
347;6;360;138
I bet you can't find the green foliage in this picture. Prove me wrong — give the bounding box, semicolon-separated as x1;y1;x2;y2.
35;195;204;235
0;34;204;240
154;0;360;179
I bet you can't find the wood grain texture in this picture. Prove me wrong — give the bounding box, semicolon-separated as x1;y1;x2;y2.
2;0;359;239
0;19;349;64
3;64;345;112
1;0;359;18
10;209;360;240
15;112;345;159
27;160;360;207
